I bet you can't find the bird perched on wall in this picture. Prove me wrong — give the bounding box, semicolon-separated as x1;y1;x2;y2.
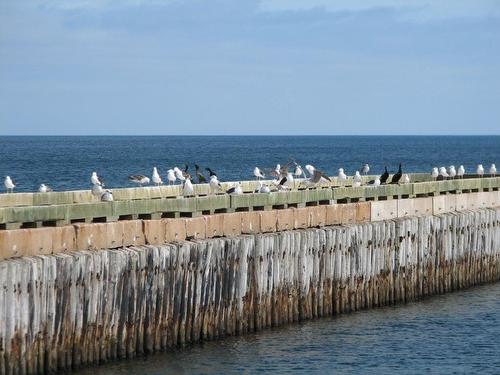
226;182;243;195
476;164;484;177
439;167;449;179
361;164;370;175
167;169;176;185
194;164;207;184
174;167;186;182
294;164;305;179
152;167;163;185
101;190;113;202
431;167;439;181
490;164;497;177
91;172;103;186
4;176;15;193
209;174;222;195
257;181;271;193
448;166;457;179
353;171;362;187
129;175;150;186
402;174;410;184
183;176;194;196
337;168;347;186
390;164;402;184
278;172;294;190
305;165;331;186
38;183;53;193
205;167;217;178
368;176;381;186
254;167;265;181
380;167;390;184
457;165;465;179
92;184;103;197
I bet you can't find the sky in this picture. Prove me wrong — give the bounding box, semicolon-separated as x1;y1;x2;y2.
0;0;499;135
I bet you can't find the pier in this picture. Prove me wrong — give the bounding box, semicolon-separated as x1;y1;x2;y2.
0;175;499;374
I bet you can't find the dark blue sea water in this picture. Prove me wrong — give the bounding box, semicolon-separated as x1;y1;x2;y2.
74;283;500;375
0;136;499;192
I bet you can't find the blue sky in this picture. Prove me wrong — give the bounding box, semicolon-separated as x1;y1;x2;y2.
0;0;499;135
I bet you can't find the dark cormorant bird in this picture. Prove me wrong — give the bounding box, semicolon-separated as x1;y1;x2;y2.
205;167;217;177
194;164;207;184
380;166;390;184
390;164;402;184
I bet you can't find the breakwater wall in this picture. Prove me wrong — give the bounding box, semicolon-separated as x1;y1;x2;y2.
1;207;499;374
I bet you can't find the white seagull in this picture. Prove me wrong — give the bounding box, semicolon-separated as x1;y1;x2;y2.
101;190;114;202
38;184;53;193
152;167;163;186
209;174;222;195
368;176;381;186
353;171;362;187
278;172;294;190
431;167;439;181
4;176;15;193
337;168;347;186
448;166;456;179
129;175;150;186
254;167;265;180
305;164;331;187
477;164;484;177
167;169;176;185
183;177;194;196
257;181;271;193
439;167;449;179
361;164;370;175
402;173;410;184
92;184;103;197
489;164;496;177
226;182;243;195
457;165;465;179
174;167;186;182
91;171;103;186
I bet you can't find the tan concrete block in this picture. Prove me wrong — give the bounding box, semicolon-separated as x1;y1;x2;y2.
24;228;54;256
341;203;357;224
122;220;145;247
293;208;310;229
206;214;224;238
277;209;294;231
325;204;342;226
186;217;207;239
309;206;327;227
143;219;166;245
102;222;125;249
74;223;107;251
241;211;261;234
223;213;242;237
370;200;398;221
0;229;29;259
260;210;277;233
455;194;468;211
51;226;76;253
165;218;187;242
356;202;371;222
432;195;457;215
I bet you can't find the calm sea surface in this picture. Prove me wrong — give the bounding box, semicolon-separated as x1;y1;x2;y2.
0;136;499;192
73;283;500;375
1;136;499;373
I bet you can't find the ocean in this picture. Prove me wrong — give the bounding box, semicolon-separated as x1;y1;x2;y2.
0;136;498;192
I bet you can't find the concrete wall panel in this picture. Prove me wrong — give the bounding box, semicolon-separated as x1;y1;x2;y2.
371;200;398;221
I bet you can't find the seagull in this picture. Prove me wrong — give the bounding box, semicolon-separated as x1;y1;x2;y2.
489;164;496;177
278;172;294;190
337;168;347;186
380;166;390;184
129;175;150;186
457;165;465;179
477;164;484;177
101;190;114;202
431;167;439;181
209;174;222;195
305;165;331;186
205;167;217;178
174;167;186;182
274;164;281;177
38;184;53;193
92;184;103;197
402;173;410;184
448;166;456;179
390;164;402;184
91;171;103;186
361;164;370;175
294;164;305;178
368;176;381;186
257;181;271;193
183;176;194;197
194;164;207;184
152;167;163;186
226;182;243;195
4;176;15;193
439;167;449;179
167;169;176;185
254;167;265;181
353;171;362;187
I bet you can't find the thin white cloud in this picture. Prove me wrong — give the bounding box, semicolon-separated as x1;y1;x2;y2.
40;0;175;10
259;0;500;21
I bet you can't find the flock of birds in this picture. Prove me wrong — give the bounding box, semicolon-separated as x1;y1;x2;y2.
2;162;497;202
